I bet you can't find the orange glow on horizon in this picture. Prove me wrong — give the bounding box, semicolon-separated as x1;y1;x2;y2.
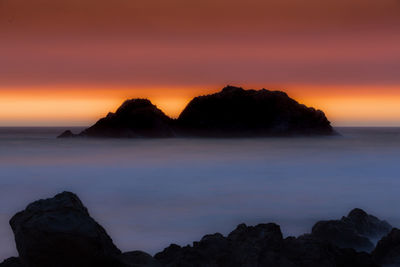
0;86;201;126
1;0;399;127
1;85;400;127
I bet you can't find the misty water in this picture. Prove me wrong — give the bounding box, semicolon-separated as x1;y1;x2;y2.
1;127;400;260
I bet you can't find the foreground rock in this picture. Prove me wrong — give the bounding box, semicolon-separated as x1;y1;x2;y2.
59;86;335;138
9;192;122;267
155;223;377;267
0;258;21;267
311;208;392;252
2;192;396;267
177;86;334;136
373;228;400;267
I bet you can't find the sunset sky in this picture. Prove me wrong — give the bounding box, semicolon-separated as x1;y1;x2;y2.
1;0;400;126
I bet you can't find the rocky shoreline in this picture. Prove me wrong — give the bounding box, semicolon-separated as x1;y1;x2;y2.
58;86;334;138
1;192;400;267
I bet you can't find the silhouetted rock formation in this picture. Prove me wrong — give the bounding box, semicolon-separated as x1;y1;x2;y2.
9;192;122;267
3;193;396;267
176;86;334;136
62;99;174;138
5;192;161;267
372;228;400;267
311;208;392;252
58;86;335;138
155;223;377;267
344;208;392;240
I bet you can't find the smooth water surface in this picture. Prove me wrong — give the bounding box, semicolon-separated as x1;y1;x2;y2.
0;127;399;259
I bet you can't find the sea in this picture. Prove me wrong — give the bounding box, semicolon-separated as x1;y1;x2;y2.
0;127;399;259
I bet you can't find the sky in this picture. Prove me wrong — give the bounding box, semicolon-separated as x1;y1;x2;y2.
1;0;400;126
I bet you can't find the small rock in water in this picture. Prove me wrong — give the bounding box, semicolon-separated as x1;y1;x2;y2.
57;130;76;138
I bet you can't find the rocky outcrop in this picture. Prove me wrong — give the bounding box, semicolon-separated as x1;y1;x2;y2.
176;86;334;136
311;208;392;252
372;228;400;267
155;223;378;267
58;86;335;138
2;192;396;267
60;99;174;138
9;192;122;267
343;209;392;240
311;220;374;252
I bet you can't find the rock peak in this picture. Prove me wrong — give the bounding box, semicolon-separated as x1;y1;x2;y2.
22;191;87;214
348;208;369;219
116;99;154;114
221;85;245;93
311;208;392;252
76;98;174;138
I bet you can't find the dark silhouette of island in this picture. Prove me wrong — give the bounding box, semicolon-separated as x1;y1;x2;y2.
81;99;174;138
176;86;333;136
58;86;334;138
2;191;400;267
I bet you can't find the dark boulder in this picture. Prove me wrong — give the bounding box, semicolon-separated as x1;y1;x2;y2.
64;99;174;138
372;228;400;267
311;208;392;252
9;192;122;267
0;257;22;267
177;86;334;136
155;222;378;267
